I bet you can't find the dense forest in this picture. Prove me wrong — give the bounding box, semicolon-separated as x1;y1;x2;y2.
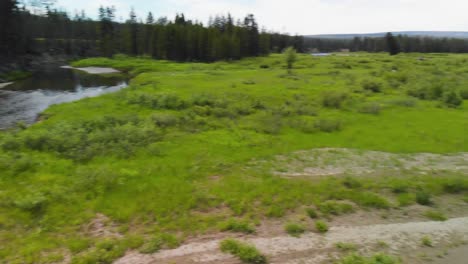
0;0;304;61
305;34;468;53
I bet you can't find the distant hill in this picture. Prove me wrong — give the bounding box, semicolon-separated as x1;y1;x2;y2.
305;31;468;39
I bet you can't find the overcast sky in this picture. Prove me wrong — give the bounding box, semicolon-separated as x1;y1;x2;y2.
53;0;468;35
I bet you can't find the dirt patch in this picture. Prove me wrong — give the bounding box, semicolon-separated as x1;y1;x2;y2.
85;213;122;238
256;148;468;177
115;216;468;264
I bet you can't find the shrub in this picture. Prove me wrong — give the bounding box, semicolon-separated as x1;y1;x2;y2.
139;233;180;254
314;118;342;133
220;239;267;264
342;177;362;189
361;80;382;93
285;223;305;237
416;192;432;206
421;236;432;247
322;91;348;108
397;193;415;207
336;242;357;251
259;64;270;69
315;220;329;233
442;179;467;194
319;201;354;216
151;113;178;128
359;103;381;115
441;90;463;108
352;192;391;209
219;219;255;234
67;238;91;254
460;87;468;100
306;208;318;219
337;253;400;264
424;210;447;221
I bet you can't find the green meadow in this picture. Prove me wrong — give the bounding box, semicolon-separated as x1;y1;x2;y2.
0;53;467;263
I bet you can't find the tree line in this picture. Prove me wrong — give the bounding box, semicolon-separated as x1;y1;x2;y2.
0;0;304;61
305;33;468;54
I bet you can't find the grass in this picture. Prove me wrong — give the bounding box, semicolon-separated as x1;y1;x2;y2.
220;239;267;264
336;242;357;251
424;210;448;221
337;253;400;264
421;236;433;247
219;219;256;234
0;53;467;262
315;220;329;233
285;223;305;237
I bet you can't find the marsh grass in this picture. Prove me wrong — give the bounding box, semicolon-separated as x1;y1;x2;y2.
1;53;467;262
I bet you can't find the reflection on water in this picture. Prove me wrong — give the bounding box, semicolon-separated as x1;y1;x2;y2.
0;67;128;129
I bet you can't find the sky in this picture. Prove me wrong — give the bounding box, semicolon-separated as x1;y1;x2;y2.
52;0;468;35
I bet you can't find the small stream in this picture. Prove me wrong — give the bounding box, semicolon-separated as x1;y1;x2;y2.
0;67;128;129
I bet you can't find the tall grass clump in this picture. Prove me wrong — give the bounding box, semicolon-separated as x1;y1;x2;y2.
220;239;267;264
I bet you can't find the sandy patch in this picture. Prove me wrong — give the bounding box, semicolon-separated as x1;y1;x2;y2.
85;213;122;238
253;148;468;177
0;82;13;89
61;66;120;74
114;216;468;264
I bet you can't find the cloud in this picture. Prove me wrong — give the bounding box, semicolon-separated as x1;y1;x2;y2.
54;0;468;34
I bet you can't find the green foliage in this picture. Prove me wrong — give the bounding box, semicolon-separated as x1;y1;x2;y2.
219;219;255;234
284;47;297;71
319;201;354;216
314;118;342;132
315;220;329;233
361;80;382;93
337;253;400;264
139;233;180;254
424;210;447;221
306;208;318;219
441;90;463;108
336;242;357;251
416;192;432;206
1;54;468;262
285;223;305;237
421;236;433;247
220;239;267;264
322;91;348;109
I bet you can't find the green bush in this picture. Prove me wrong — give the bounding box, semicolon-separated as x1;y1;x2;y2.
285;223;305;237
336;242;357;251
397;193;415;207
460;87;468;99
315;220;329;233
319;201;354;216
314;118;342;133
359;103;381;115
219;219;255;234
416;192;432;206
361;80;383;93
139;233;180;254
421;236;432;247
151;113;179;128
342;177;362;189
441;90;463;108
352;192;390;209
337;253;400;264
220;239;267;264
306;208;318;219
424;210;447;221
322;91;348;108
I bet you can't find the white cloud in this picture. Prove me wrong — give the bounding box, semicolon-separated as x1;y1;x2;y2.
54;0;468;34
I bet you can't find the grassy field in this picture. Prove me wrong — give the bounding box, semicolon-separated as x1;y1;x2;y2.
0;53;467;263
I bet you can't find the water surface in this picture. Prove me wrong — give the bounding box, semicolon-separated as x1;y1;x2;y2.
0;67;127;129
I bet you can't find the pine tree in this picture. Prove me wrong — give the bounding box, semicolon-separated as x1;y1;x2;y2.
386;32;400;55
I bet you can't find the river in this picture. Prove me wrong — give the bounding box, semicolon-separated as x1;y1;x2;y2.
0;67;127;129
